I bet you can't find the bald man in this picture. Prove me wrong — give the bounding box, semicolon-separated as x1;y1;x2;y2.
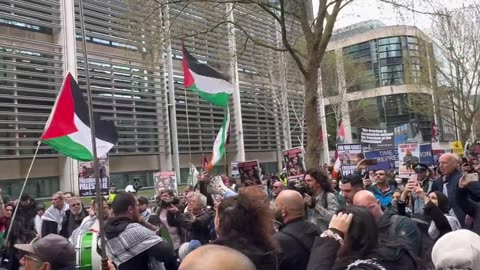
431;153;467;227
179;245;256;270
274;190;320;270
353;190;421;256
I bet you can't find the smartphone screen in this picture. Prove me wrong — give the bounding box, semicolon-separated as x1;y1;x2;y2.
466;173;479;182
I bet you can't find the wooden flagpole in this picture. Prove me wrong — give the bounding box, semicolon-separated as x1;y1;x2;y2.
77;0;108;268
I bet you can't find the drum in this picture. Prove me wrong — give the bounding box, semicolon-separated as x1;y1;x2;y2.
75;231;101;270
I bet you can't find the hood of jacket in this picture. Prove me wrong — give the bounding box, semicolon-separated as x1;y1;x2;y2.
279;218;319;247
104;217;132;240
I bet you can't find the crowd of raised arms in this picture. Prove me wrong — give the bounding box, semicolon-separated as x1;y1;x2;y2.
0;152;480;270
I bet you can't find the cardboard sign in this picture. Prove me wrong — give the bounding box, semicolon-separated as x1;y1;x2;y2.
337;144;364;176
282;147;306;181
237;160;262;184
78;156;110;197
398;143;420;177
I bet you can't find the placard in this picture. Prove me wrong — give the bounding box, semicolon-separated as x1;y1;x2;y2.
360;128;393;146
154;171;177;194
237;160;262;184
419;144;434;166
78;156;110;197
451;141;464;157
282;147;306;181
337;144;364;176
398;143;420;177
364;148;398;171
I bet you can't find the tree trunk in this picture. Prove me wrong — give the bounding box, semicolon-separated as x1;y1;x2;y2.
461;117;473;144
304;71;321;169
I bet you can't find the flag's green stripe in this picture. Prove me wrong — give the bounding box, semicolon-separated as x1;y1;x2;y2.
43;135;93;161
79;232;93;270
189;84;231;107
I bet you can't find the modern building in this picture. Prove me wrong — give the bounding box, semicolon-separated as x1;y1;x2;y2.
319;20;443;153
0;0;305;198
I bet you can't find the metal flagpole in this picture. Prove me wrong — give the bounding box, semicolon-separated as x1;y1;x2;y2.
4;141;41;246
77;0;108;269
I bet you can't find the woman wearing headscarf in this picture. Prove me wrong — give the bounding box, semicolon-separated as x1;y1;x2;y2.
417;189;461;240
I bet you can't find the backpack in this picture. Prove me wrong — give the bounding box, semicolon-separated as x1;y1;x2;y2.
322;191;346;210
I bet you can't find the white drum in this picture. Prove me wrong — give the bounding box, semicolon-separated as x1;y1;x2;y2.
75;231;102;270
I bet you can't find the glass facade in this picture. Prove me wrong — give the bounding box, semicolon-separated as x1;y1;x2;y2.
343;35;431;92
348;93;433;144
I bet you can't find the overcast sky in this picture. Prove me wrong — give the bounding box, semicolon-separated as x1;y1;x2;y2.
312;0;476;35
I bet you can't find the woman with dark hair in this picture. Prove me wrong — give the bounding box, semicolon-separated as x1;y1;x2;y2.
214;187;278;270
304;168;340;231
307;206;417;270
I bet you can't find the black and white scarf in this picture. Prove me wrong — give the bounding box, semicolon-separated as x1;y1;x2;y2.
106;222;163;267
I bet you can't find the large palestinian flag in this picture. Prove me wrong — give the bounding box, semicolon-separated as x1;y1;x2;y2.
182;47;233;107
41;73;118;161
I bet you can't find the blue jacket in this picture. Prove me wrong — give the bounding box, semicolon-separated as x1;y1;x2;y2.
431;169;465;227
369;184;396;208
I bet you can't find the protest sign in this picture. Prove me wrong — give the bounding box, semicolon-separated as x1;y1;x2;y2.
238;160;262;184
398;143;420;177
451;141;464;157
419;144;434;166
282;147;306;181
154;171;177;194
78;155;109;197
364;148;398;171
231;161;240;179
360;128;393;146
337;144;364;176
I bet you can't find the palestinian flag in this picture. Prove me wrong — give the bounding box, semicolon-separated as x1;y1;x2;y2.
41;73;118;161
182;47;233;107
207;108;230;171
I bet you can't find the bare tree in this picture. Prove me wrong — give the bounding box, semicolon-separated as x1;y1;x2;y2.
430;3;480;143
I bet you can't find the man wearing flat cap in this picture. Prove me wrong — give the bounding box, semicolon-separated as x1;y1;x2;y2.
15;234;76;270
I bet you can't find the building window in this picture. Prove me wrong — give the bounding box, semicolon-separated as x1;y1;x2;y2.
0;177;60;200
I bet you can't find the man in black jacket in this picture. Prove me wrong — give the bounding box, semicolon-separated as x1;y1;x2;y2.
167;192;212;244
274;190;320;270
105;192;177;270
431;153;466;227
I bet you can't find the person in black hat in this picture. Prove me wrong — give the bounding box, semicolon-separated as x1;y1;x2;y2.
414;163;434;194
15;234;76;270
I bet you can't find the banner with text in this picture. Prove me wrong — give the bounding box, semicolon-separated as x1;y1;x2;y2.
78;155;110;197
282;147;306;181
419;144;434;166
361;128;394;147
364;148;398;171
398;143;420;177
337;144;364;176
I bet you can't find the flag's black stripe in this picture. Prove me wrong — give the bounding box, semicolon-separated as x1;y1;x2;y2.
70;74;118;145
183;47;231;81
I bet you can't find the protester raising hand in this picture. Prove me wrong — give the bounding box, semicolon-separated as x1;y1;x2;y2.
328;212;353;236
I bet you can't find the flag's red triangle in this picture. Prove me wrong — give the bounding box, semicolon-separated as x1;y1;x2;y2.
41;73;77;140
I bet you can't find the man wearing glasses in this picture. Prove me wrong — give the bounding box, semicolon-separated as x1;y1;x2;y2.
272;181;285;199
15;234;76;270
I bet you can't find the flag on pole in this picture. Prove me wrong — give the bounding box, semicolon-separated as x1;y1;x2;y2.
336;121;345;144
183;47;233;171
207;109;230;171
189;164;200;187
182;47;233;108
332;149;341;179
41;73;118;161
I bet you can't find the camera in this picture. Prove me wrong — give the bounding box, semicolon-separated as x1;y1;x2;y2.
291;180;313;197
161;197;180;208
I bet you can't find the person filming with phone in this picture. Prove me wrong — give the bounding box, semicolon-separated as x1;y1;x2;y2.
456;169;480;234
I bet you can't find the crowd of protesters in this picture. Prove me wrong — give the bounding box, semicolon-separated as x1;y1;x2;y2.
0;152;479;269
